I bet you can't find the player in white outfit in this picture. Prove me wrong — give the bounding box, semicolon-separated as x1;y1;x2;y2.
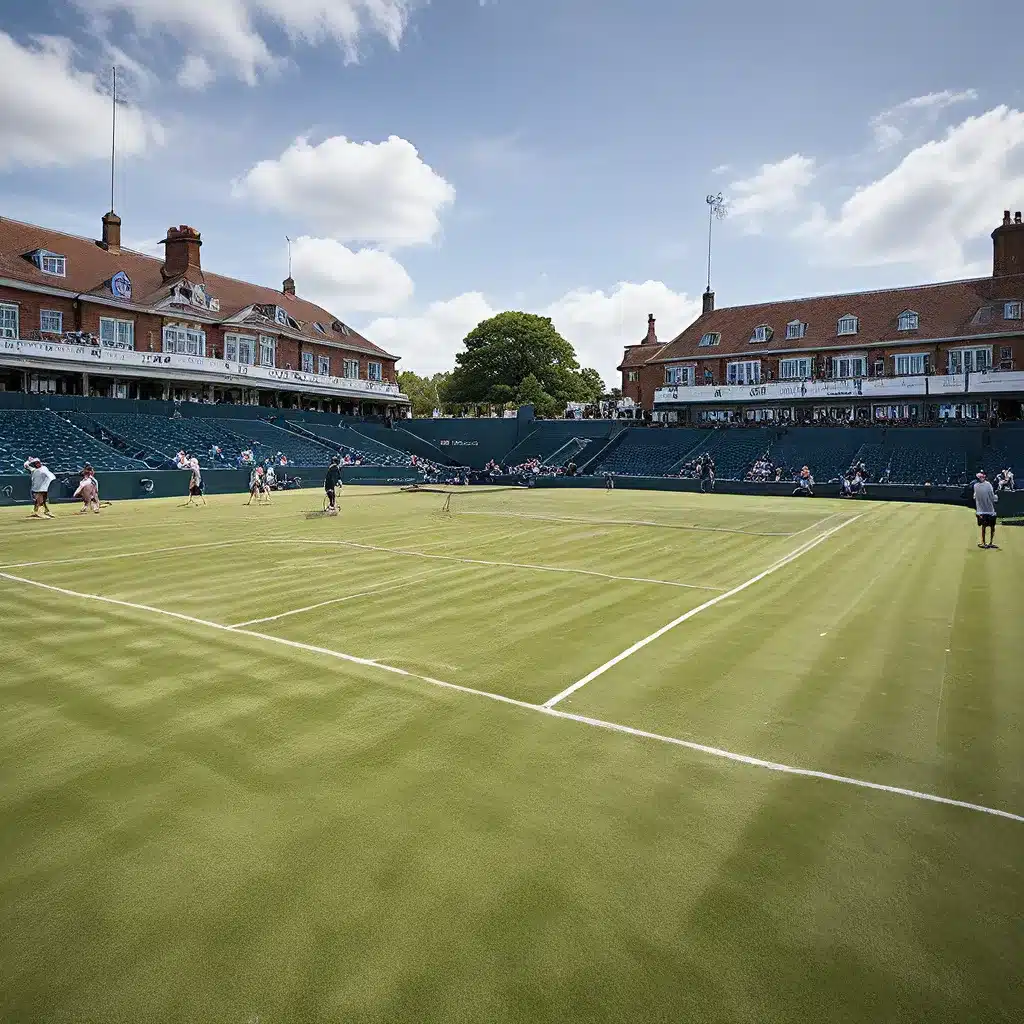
23;458;56;519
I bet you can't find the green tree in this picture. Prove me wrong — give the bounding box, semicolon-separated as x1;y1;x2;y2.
446;311;596;415
576;368;605;404
398;370;453;417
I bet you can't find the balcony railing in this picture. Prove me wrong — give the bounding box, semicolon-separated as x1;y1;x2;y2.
1;337;407;401
654;370;1024;405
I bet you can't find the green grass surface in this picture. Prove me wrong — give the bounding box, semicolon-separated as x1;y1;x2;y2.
0;486;1020;1023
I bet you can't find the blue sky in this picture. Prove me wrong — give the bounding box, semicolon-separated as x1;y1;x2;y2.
3;0;1024;381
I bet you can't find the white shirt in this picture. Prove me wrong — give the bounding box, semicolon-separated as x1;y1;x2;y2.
25;461;55;492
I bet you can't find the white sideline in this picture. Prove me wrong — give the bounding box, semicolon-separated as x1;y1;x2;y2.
231;566;462;627
454;509;795;537
542;515;863;709
0;565;1021;824
0;539;249;570
263;538;723;592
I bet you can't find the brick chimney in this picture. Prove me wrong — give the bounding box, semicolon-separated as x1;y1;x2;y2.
643;313;658;344
161;225;202;280
702;287;715;314
283;276;296;296
100;211;121;253
992;210;1024;278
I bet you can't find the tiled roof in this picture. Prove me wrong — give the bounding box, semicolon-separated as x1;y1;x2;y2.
0;216;396;360
647;275;1024;364
618;342;666;370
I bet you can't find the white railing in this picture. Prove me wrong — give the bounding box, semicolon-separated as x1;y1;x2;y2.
0;337;407;401
654;371;1024;405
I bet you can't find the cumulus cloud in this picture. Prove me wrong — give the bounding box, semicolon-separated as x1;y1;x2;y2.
73;0;416;86
233;135;455;248
796;105;1024;278
291;236;413;314
0;32;161;169
364;281;701;384
870;89;978;150
177;55;215;90
727;154;816;230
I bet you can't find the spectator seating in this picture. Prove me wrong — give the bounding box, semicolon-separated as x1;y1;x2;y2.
500;421;615;468
593;428;712;476
214;419;336;465
280;420;412;466
697;429;773;480
0;410;146;474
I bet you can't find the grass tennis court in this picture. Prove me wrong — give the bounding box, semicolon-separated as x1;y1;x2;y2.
1;486;1021;1022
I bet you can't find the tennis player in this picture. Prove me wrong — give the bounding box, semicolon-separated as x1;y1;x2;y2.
73;464;101;514
324;457;342;515
23;457;56;518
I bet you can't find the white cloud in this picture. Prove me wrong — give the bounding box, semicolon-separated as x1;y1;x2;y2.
73;0;416;85
364;281;701;384
233;135;455;248
796;105;1024;278
727;154;816;230
870;89;978;150
291;236;413;314
0;32;161;169
177;55;215;90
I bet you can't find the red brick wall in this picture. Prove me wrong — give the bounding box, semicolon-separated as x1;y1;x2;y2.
77;301;164;351
0;286;76;339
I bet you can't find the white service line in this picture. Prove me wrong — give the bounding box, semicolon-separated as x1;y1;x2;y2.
454;509;794;537
542;515;863;709
231;566;461;627
0;564;1021;824
262;538;723;592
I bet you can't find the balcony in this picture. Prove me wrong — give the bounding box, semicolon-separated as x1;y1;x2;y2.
0;337;409;403
654;370;1024;405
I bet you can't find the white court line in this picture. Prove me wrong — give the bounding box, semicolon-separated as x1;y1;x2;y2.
231;566;461;627
0;566;1020;825
542;515;863;709
261;538;723;592
0;539;250;571
454;509;795;537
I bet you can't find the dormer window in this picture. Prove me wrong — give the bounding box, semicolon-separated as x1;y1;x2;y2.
785;320;806;340
27;249;66;277
837;315;859;336
313;322;327;335
274;306;288;326
1005;301;1022;320
897;310;919;331
333;320;352;336
749;324;773;343
698;332;720;347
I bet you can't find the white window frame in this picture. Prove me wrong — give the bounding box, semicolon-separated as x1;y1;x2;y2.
0;302;19;339
894;352;927;376
301;351;314;373
785;320;805;340
948;346;992;374
343;359;360;379
224;332;255;365
831;355;866;379
749;325;772;343
1003;301;1022;320
368;362;383;381
317;354;331;376
665;365;695;386
313;322;326;335
897;310;919;331
726;360;761;385
99;317;134;349
626;369;638;382
274;306;289;326
698;332;721;347
259;335;276;367
837;315;859;336
38;251;66;277
779;357;812;380
39;309;63;335
162;325;206;357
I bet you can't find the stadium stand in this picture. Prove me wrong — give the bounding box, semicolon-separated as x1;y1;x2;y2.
278;420;412;466
592;428;713;476
0;410;146;473
500;421;616;468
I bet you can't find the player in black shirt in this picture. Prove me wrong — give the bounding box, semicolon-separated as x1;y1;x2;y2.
324;457;342;515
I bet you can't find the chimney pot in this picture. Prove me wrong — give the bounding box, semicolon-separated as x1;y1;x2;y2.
161;225;202;280
702;287;715;315
992;211;1024;278
100;210;121;253
1016;212;1022;224
1004;210;1012;224
283;276;296;296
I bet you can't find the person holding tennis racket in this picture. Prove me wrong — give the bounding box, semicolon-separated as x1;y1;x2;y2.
23;457;56;519
324;457;342;515
73;464;101;514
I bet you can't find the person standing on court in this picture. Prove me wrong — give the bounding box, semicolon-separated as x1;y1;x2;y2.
972;471;998;549
23;457;56;518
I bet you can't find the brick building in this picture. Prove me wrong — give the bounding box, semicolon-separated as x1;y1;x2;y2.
0;212;409;415
620;212;1024;425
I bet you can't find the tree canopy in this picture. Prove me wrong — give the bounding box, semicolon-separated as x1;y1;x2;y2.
396;370;452;418
444;311;603;416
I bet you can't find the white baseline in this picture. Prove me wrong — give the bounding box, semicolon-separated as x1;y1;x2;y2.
0;566;1020;824
542;515;862;709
